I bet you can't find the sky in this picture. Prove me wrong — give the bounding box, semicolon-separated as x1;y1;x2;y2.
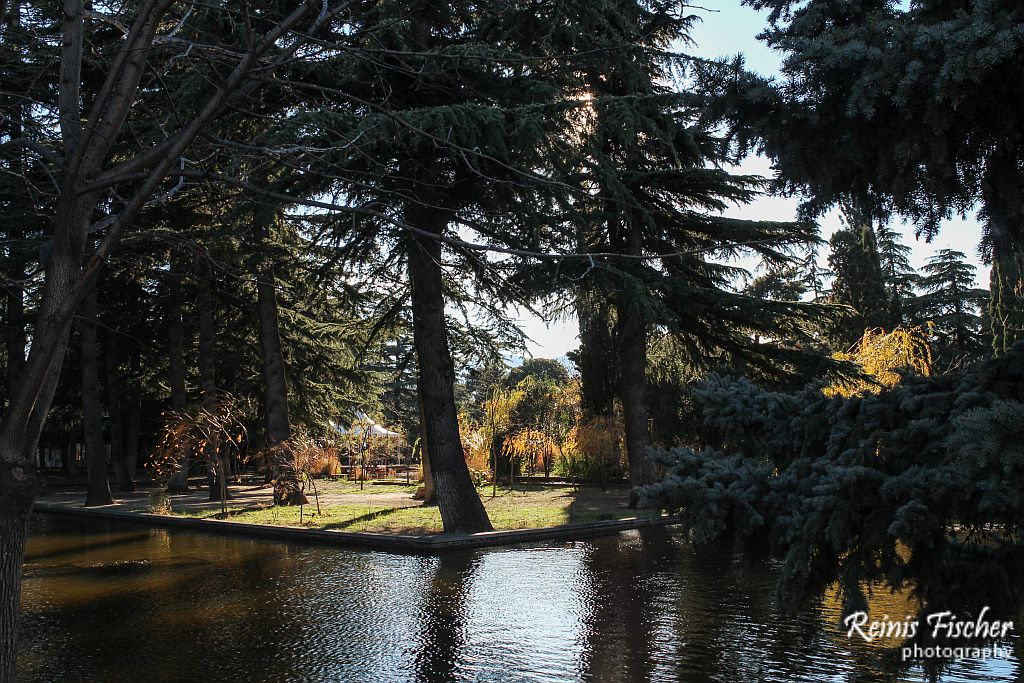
514;1;987;360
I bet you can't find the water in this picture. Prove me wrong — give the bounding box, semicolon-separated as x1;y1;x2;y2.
16;515;1020;682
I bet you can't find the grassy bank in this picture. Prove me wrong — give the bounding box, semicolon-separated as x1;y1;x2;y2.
178;484;647;534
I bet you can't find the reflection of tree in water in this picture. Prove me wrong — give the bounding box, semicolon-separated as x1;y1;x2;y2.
576;528;676;682
414;551;477;683
575;530;887;683
19;519;312;681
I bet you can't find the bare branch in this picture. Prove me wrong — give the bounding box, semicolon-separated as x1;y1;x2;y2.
84;8;128;34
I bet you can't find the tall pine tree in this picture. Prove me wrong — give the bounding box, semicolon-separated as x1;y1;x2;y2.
549;0;836;496
715;0;1024;353
917;249;989;363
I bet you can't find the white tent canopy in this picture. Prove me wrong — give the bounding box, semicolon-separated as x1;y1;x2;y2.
330;412;401;438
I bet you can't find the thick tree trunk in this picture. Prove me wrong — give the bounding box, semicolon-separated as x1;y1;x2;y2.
983;149;1024;354
81;288;113;506
406;209;491;533
3;2;27;405
619;302;653;499
256;261;305;505
617;225;654;506
124;383;141;482
416;386;436;504
197;269;226;502
166;259;189;492
0;186;97;680
0;459;41;680
4;224;26;404
105;332;133;492
575;289;618;419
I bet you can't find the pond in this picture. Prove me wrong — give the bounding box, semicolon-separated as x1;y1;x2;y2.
16;515;1020;682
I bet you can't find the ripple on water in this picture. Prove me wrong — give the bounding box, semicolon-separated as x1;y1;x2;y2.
14;516;1022;682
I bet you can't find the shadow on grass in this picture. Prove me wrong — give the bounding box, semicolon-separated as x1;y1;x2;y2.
320;506;423;532
185;504;274;520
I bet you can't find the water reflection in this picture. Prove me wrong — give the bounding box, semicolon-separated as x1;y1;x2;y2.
16;516;1020;682
415;553;473;681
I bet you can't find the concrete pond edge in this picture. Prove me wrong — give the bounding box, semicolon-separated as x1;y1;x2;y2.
33;501;682;553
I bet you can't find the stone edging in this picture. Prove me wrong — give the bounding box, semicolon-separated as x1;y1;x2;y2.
32;502;680;553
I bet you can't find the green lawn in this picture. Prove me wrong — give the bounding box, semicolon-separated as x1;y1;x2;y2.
179;484;648;534
308;478;422;496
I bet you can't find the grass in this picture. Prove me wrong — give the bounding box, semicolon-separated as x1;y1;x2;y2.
309;478;421;496
177;484;649;535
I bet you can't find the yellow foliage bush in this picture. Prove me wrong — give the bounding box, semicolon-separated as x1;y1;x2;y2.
824;325;933;398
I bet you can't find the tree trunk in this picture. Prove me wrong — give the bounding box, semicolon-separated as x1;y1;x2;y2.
124;383;141;482
3;1;27;406
416;386;436;504
256;260;305;505
105;332;133;492
0;188;99;683
4;223;26;405
617;224;654;507
166;258;189;492
406;209;491;533
983;149;1024;354
197;269;225;502
575;289;618;419
0;459;40;680
68;442;77;478
81;288;113;506
619;301;653;502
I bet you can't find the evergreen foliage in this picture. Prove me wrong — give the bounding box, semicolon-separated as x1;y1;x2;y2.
544;0;845;490
916;249;990;364
827;222;894;346
875;222;920;324
641;344;1024;656
708;0;1024;351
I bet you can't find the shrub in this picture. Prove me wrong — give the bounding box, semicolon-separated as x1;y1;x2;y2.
641;344;1024;644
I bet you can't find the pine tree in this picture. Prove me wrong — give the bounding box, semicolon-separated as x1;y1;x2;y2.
917;249;989;363
546;0;837;498
282;0;583;532
718;0;1024;353
875;223;919;324
569;289;619;419
745;265;807;303
642;345;1024;633
828;221;893;346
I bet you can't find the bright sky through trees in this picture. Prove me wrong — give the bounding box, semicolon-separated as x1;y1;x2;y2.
519;0;986;359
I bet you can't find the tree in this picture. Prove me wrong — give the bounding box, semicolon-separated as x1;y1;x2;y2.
641;345;1024;656
556;0;834;499
506;358;570;389
827;222;893;346
507;374;564;478
916;249;990;364
255;214;304;505
79;287;112;506
875;223;919;324
0;3;350;674
477;383;523;497
570;290;619;419
716;0;1024;353
823;325;933;399
289;0;587;532
745;265;806;304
